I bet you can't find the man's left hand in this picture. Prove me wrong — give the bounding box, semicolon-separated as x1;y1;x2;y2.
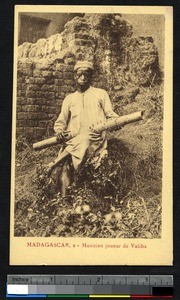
88;131;102;141
62;130;71;141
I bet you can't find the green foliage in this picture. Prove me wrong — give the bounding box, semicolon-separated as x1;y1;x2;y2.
14;137;161;238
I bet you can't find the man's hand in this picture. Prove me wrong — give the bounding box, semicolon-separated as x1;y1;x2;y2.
56;131;71;142
88;130;102;141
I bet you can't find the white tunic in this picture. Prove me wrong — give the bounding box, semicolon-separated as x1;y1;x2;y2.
54;86;118;169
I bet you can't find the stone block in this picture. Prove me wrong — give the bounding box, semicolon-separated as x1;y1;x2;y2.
67;85;75;93
49;107;57;114
25;77;35;84
17;90;26;97
28;128;36;134
35;78;46;85
45;78;55;85
74;38;90;46
75;33;90;39
28;119;39;127
21;83;28;90
17;77;24;84
47;92;55;99
41;70;53;77
55;99;63;107
53;71;63;78
54;79;64;86
17;84;22;91
34;98;47;106
26;98;35;105
27;112;39;120
35;61;53;70
18;119;28;127
65;79;74;86
17;69;23;77
61;85;71;93
22;67;33;76
56;93;65;100
55;93;61;99
26;105;40;112
18;112;28;120
21;105;28;112
39;120;47;127
33;70;43;77
27;84;39;91
48;113;55;119
45;100;50;106
36;91;47;98
64;65;74;72
41;106;49;113
41;84;54;92
17;97;27;105
53;86;60;93
63;71;73;80
39;112;48;120
16;127;24;137
26;91;36;98
55;63;65;72
16;105;22;113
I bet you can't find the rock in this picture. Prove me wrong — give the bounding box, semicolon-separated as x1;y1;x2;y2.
124;87;140;98
113;85;123;91
115;87;140;101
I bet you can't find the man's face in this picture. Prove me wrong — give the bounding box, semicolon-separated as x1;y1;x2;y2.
74;67;93;89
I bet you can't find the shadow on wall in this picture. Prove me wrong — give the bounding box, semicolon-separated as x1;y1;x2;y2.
18;13;84;45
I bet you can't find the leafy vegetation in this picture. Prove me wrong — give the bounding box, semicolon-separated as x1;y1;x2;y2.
14;123;162;238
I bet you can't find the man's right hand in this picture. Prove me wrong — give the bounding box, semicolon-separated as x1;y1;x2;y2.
56;132;64;142
56;131;71;142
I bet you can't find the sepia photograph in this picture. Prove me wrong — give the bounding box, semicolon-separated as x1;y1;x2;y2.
10;5;173;265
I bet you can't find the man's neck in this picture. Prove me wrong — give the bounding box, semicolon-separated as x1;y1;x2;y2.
77;85;91;93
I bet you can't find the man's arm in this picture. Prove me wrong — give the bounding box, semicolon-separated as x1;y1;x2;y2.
102;90;119;119
54;96;70;134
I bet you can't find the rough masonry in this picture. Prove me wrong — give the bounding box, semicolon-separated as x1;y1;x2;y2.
16;14;162;141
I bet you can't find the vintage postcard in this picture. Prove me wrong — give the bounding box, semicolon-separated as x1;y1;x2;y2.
10;5;173;265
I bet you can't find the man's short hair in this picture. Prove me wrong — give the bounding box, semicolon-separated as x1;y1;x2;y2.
74;61;94;72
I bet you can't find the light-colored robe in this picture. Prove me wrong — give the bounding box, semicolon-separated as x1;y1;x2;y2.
54;86;118;169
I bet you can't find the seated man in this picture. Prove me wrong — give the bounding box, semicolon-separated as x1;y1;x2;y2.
49;61;119;195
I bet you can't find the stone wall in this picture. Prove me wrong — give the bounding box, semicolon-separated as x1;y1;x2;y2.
17;56;76;139
16;13;162;142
